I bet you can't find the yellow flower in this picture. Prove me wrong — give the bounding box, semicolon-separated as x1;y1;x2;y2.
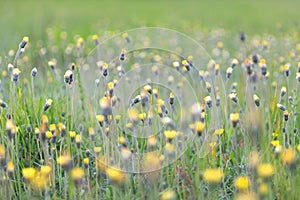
160;189;176;200
270;140;280;147
297;144;300;151
40;166;52;176
281;148;296;165
258;183;269;196
45;131;52;139
71;168;84;182
195;121;205;136
165;143;175;154
105;166;126;184
22;167;37;180
203;168;223;184
57;155;72;170
7;161;14;173
94;146;102;154
0;144;5;159
164;130;177;140
257;163;274;178
230;112;239;122
128;108;139;122
148;135;157;147
214;128;224;135
31;175;47;190
69;131;76;139
235;191;258;200
83;158;89;166
234;176;250;190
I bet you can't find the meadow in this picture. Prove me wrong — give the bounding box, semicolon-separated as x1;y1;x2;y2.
0;0;300;199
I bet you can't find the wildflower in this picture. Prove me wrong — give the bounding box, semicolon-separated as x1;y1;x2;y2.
169;92;174;105
259;59;267;76
214;128;224;136
296;72;300;82
235;191;258;200
128;107;139;122
31;67;37;77
160;189;176;200
148;135;157;147
120;147;131;160
0;99;7;108
258;183;269;196
276;103;286;111
96;114;105;127
204;96;212;108
8;63;14;73
64;70;74;85
105;166;126;184
234;176;250;191
231;58;239;68
205;82;212;93
71;168;84;185
282;148;296;165
143;84;152;95
69;131;76;142
240;32;246;42
92;34;99;45
119;48;126;61
45;131;52;140
226;67;233;79
229;93;238;103
230;112;239;127
76;37;84;49
7;161;14;175
43;98;53;111
216;93;220;106
252;54;259;64
173;61;180;71
214;63;220;75
19;36;29;49
99;97;111;116
83;158;89;167
270;140;280;147
75;134;81;148
48;60;56;71
40;165;51;177
22;167;37;181
257;163;274;178
0;144;5;160
102;62;108;77
253;94;260;107
194;121;205;136
115;115;121;124
34;127;40;138
203;168;223;184
138;112;146;123
164;130;177;141
165;143;175;154
57;155;72;171
12;68;21;82
122;32;130;43
57;122;66;137
182;60;190;71
283;110;289;121
283;63;290;77
280;87;287;97
118;136;127;146
94;147;102;156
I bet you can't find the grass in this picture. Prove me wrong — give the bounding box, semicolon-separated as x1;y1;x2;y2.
0;1;300;200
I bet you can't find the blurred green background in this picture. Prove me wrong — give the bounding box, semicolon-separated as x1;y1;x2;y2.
0;0;299;48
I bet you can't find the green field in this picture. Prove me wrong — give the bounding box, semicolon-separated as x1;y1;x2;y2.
0;0;300;199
